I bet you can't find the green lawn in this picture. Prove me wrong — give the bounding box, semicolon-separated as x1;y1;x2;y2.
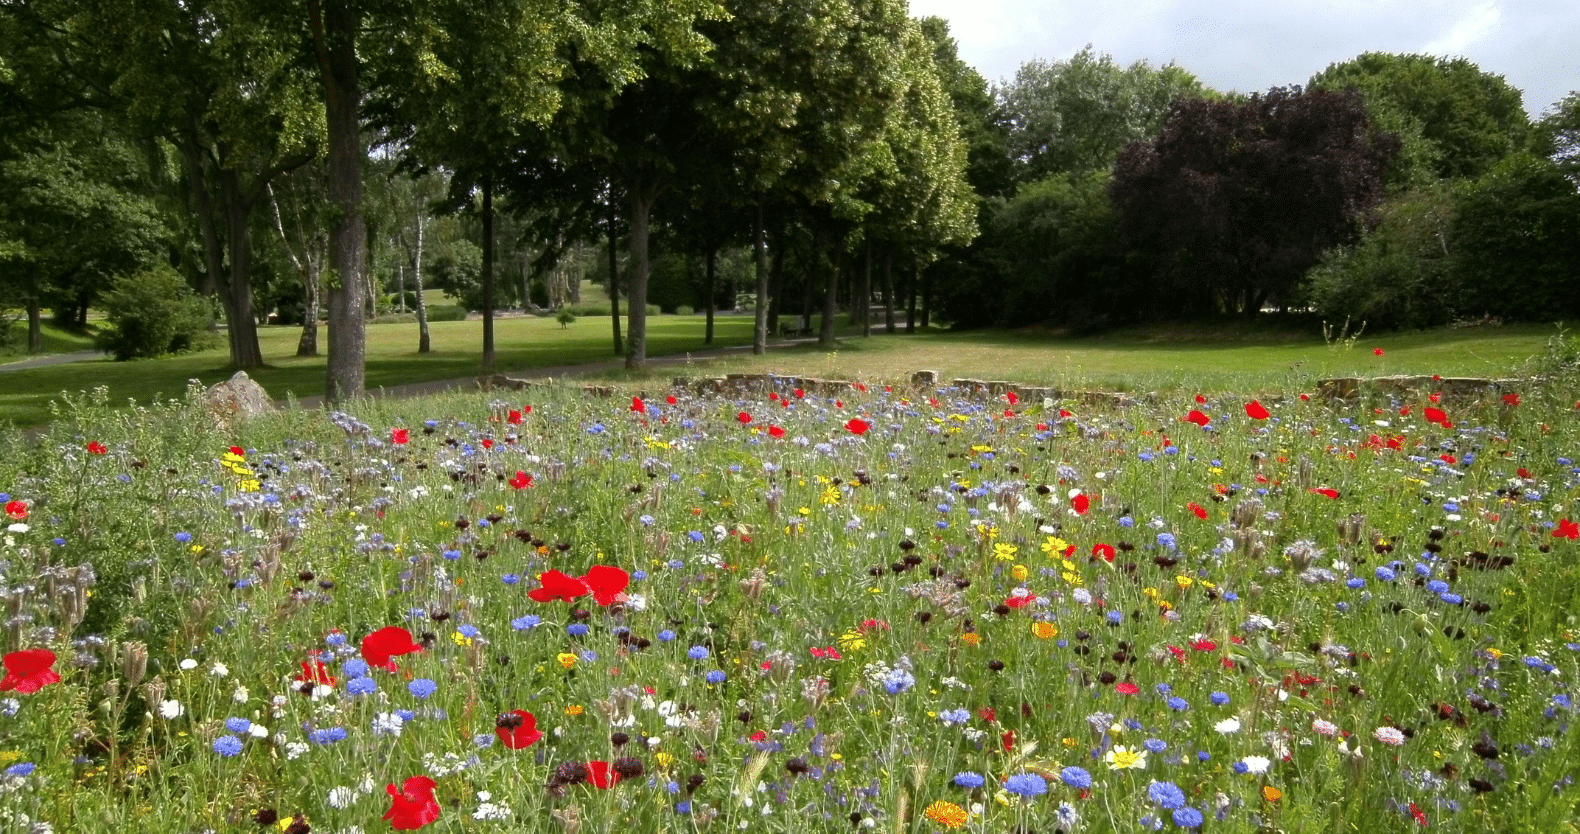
0;319;99;359
0;315;1562;428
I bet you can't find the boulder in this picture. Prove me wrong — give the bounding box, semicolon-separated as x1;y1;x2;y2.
202;371;276;426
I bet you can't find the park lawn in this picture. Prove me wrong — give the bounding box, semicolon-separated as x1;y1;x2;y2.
0;319;99;360
0;314;755;427
596;322;1561;394
0;317;1561;428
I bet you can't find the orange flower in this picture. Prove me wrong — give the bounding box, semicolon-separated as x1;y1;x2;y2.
923;800;968;829
1261;785;1282;802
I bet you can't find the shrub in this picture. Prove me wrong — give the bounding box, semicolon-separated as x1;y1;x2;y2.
94;266;215;360
564;303;610;317
425;304;469;322
675;305;694;316
555;309;577;328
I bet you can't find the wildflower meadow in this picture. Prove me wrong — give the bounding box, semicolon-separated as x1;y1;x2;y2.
2;355;1580;833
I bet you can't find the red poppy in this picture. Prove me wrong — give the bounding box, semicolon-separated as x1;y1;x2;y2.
853;383;868;393
1001;730;1015;751
509;471;533;489
1428;392;1441;403
4;500;26;520
1004;594;1035;609
1439;454;1457;464
737;411;752;424
229;445;246;457
1244;401;1270;420
507;409;524;424
527;570;590;603
1423;406;1446;423
1187;502;1208;519
1501;393;1520;406
0;648;61;694
1059;409;1073;418
383;776;440;830
1006;391;1019;405
834;400;844;408
1373;348;1384;356
585;761;621;789
794;388;805;399
845;419;868;436
1002;409;1015;418
1308;488;1340;499
582;565;630;607
1092;543;1115;562
630;396;646;413
87;441;108;455
361;627;423;672
1184;410;1210;427
1194;394;1206;404
390;428;409;445
1517;468;1533;479
1070;494;1090;515
495;709;543;749
295;660;336;689
1190;639;1217;651
481;438;494;450
1114;681;1139;695
1554;518;1580;540
666;395;678;405
767;425;786;439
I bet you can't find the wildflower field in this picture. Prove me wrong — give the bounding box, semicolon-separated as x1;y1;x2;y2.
3;354;1580;833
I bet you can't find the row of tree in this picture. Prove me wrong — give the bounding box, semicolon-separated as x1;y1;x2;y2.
0;0;978;400
934;49;1579;329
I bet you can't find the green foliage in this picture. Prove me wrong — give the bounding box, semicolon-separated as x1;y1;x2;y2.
1535;91;1580;185
1305;186;1458;329
555;308;577;327
1310;53;1531;185
425;303;469;323
94;266;216;361
1449;153;1580;321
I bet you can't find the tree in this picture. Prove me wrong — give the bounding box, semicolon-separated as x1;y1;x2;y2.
1304;185;1458;330
1310;53;1530;185
1536;91;1580;185
1110;86;1398;318
1449;153;1580;322
1001;46;1205;182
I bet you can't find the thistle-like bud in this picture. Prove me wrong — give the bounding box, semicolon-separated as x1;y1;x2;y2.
122;641;148;689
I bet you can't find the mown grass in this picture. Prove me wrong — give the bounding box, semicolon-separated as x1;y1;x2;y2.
0;319;99;360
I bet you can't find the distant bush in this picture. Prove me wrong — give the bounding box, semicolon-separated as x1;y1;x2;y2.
563;303;610;317
555;309;577;328
426;304;468;322
370;313;418;325
94;266;215;360
675;305;694;316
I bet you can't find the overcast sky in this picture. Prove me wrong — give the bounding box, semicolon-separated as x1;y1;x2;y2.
907;0;1578;116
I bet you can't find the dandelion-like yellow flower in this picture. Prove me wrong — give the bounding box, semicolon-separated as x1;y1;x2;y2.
961;633;982;647
555;653;577;669
1031;621;1058;640
450;632;473;647
923;800;969;829
1175;575;1195;589
1041;536;1069;555
838;629;867;651
820;485;841;506
1010;564;1029;581
565;704;583;716
993;542;1018;561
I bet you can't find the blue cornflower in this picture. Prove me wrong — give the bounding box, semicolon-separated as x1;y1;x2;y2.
1106;610;1124;624
705;670;726;684
512;615;542;631
309;727;347;745
1172;807;1204;828
1346;578;1365;589
1231;761;1248;775
1441;593;1463;605
1005;773;1049;797
1155;683;1172;695
408;679;438;699
688;531;705;543
658;630;677;642
441;549;461;561
501;574;520;585
1375;566;1396;581
212;736;244;757
346;677;376;696
675;801;692;815
1118;516;1135;527
224;717;252;734
953;772;986;789
579;649;598;662
342;658;369;677
1144;738;1167;753
5;762;35;777
665;781;681;794
938;708;971;726
567;624;589;637
1197;751;1210;762
688;645;710;660
1148;781;1186;809
631;570;647;580
666;559;685;570
1426;580;1450;594
457;624;480;638
395;709;415;722
1157;533;1177;551
1210;692;1230;706
1167;697;1189;711
1059;767;1092;790
882;669;915;695
174;532;193;544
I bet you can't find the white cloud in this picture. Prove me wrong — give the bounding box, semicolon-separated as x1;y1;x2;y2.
1422;2;1503;55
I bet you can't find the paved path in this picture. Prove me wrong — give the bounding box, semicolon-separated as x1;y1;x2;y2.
0;350;103;371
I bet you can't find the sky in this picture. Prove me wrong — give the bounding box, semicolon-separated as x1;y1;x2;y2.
907;0;1578;116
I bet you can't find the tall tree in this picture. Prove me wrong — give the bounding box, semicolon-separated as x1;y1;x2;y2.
1310;53;1531;185
1001;46;1205;182
1537;91;1580;185
1110;86;1398;317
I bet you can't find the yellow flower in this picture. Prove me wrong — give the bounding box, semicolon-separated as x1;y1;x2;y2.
1061;571;1082;587
1010;564;1029;581
961;632;982;646
555;653;577;669
0;750;19;765
1105;745;1147;770
656;752;675;768
838;629;867;651
798;507;812;516
820;485;841;506
970;444;994;455
1040;536;1069;555
923;800;969;829
1031;621;1058;640
1261;785;1283;802
1174;575;1194;589
450;632;473;647
565;704;584;716
992;542;1018;561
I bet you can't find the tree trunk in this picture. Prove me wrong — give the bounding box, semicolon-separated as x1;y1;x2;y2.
297;265;320;356
819;245;840;346
413;206;431;354
882;249;894;333
859;238;872;337
606;201;623;356
481;172;496;369
905;260;917;334
178;134;225;316
218;169;265;369
625;180;658;369
704;245;716;346
768;223;785;335
26;301;41;354
312;0;366;402
752;202;768;354
920;265;931;329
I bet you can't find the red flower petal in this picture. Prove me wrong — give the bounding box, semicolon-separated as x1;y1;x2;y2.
1308;488;1340;499
767;425;785;439
527;570;590;603
390;428;409;445
1184;409;1211;427
361;627;423;672
1115;681;1139;695
1424;407;1447;424
1554;519;1580;540
384;776;440;829
582;565;630;607
87;441;107;454
586;760;621;789
508;409;523;424
630;397;645;413
0;648;60;694
737;411;752;424
1092;543;1115;562
296;660;337;688
4;500;26;520
496;709;543;749
509;471;533;489
845;418;868;435
1071;494;1090;515
1244;401;1270;420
